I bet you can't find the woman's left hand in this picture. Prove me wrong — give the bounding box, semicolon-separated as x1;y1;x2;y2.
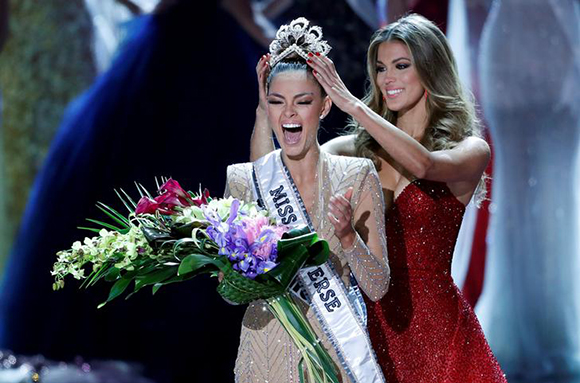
307;53;358;113
328;187;356;249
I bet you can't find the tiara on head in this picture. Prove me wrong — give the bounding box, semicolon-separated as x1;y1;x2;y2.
269;17;332;68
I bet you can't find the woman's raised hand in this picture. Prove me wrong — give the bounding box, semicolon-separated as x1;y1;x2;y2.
250;54;275;161
256;54;271;113
307;53;358;114
328;187;356;249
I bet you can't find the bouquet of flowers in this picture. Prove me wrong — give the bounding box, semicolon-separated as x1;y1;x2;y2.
52;179;339;383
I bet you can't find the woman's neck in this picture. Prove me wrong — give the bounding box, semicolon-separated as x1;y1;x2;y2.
281;145;321;186
396;99;429;142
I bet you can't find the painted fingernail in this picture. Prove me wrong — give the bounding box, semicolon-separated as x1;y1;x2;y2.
313;69;317;75
308;52;313;57
307;59;312;63
315;52;320;56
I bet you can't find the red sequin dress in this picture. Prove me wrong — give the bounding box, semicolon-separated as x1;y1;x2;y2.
365;179;507;382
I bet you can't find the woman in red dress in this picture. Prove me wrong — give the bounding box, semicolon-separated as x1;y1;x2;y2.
251;13;507;382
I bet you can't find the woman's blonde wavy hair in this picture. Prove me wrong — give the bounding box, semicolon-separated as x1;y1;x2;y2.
350;14;487;205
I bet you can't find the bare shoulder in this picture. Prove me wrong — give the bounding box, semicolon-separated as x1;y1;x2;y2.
321;134;357;156
457;136;491;158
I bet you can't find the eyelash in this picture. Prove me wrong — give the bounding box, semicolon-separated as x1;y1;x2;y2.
376;63;411;72
267;100;313;105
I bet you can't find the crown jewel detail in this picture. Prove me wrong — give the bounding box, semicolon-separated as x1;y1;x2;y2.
269;17;331;67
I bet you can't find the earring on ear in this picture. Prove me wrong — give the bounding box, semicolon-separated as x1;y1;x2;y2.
319;114;325;120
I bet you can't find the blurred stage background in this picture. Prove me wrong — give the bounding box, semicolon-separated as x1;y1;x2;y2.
0;0;578;382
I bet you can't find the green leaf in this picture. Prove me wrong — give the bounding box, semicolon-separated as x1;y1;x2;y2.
265;228;329;290
177;254;219;276
171;222;205;239
298;359;306;383
96;202;130;228
282;226;312;240
273;293;339;382
118;188;138;209
85;218;125;233
275;294;315;341
104;267;120;282
151;266;214;295
98;277;132;308
141;227;174;250
82;261;113;288
135;182;153;199
305;240;329;267
152;283;163;295
216;263;283;304
115;189;136;214
265;245;310;289
134;267;178;292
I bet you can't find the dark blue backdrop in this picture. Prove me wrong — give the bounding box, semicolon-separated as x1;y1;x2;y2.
0;2;260;382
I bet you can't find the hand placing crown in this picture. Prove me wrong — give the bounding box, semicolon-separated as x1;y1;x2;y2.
268;17;332;67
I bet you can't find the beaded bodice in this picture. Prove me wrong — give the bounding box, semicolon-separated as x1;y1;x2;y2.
387;179;465;275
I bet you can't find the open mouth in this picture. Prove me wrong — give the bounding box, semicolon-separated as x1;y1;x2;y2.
282;123;303;145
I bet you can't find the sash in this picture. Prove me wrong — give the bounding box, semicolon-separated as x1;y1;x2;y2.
252;150;386;383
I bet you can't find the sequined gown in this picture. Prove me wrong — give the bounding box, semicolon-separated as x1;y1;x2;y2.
225;153;390;383
365;179;507;382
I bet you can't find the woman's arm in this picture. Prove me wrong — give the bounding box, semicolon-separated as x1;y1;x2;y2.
347;101;490;183
250;54;276;161
307;55;490;184
328;161;389;301
320;134;356;157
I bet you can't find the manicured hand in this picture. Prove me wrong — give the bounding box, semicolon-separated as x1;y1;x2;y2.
307;53;357;113
328;187;356;249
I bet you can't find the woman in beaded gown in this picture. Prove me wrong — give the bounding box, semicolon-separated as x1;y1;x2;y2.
251;14;506;382
227;18;390;383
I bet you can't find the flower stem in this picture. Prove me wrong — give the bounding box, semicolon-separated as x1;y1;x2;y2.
266;292;339;383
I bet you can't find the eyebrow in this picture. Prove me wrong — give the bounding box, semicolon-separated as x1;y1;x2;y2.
376;57;411;65
268;92;315;99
